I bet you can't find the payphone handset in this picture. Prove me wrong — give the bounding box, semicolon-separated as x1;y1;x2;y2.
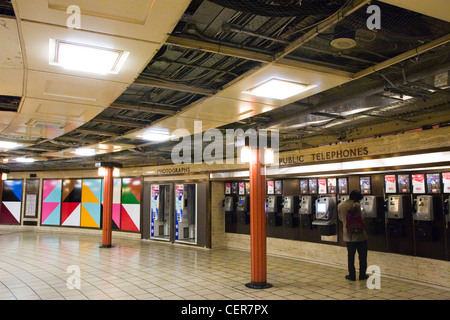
413;195;434;221
299;196;314;215
386;195;405;219
314;197;336;221
361;196;378;218
236;196;249;212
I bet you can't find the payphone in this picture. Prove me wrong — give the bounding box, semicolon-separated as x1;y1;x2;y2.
361;196;379;218
282;196;299;227
236;195;250;224
266;195;282;226
386;195;406;219
299;196;315;229
312;196;336;226
337;195;349;205
223;195;237;225
413;195;434;221
312;196;336;235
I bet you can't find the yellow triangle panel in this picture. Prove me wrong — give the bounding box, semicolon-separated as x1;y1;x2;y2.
80;204;100;228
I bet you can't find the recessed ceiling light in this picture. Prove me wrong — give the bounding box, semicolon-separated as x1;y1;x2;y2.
15;157;35;163
49;39;129;75
73;148;96;156
139;129;171;142
243;78;317;100
0;141;22;150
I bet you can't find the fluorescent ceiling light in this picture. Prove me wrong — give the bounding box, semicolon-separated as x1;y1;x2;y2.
49;39;129;75
243;78;317;100
0;141;22;150
73;148;96;157
139;129;171;142
15;157;35;163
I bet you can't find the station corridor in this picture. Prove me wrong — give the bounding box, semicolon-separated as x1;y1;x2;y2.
0;230;448;301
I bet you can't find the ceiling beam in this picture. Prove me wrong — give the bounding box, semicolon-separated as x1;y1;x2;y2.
91;118;148;128
74;129;119;138
165;35;274;63
109;102;178;116
352;33;450;80
135;77;216;96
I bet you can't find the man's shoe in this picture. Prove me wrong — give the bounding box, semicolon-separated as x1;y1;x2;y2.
359;274;369;280
345;275;356;281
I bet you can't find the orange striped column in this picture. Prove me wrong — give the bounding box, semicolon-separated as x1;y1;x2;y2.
101;167;114;248
246;148;272;289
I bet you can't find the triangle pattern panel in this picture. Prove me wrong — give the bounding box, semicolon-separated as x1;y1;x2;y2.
82;179;102;204
2;180;22;202
121;203;140;232
61;202;81;226
43;180;62;203
0;202;20;224
112;203;121;230
4;180;23;202
41;202;61;225
62;203;81;226
121;179;140;205
81;203;101;228
62;179;82;202
122;178;141;204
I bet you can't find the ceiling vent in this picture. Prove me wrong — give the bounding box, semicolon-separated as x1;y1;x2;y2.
26;119;67;129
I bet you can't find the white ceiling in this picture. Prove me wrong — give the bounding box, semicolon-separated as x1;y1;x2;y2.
0;0;191;144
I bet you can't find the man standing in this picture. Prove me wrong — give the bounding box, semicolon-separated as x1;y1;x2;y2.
338;190;368;281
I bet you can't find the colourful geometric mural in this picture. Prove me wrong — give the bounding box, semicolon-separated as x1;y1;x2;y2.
81;179;102;228
0;180;23;225
120;178;141;232
61;179;82;227
41;180;62;225
112;178;122;230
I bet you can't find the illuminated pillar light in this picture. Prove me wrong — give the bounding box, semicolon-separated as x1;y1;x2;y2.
1;173;6;181
240;146;252;163
113;167;120;177
98;167;106;177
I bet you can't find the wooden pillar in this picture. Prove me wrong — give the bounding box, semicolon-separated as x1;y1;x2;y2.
246;148;272;289
101;167;114;248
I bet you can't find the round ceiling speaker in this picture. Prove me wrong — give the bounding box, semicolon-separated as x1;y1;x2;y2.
330;23;357;50
330;37;357;50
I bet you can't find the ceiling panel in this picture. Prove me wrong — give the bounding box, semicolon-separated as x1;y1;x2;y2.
1;112;85;139
379;0;450;22
0;16;23;96
14;0;191;42
19;98;105;123
25;70;128;107
216;63;351;106
20;21;161;84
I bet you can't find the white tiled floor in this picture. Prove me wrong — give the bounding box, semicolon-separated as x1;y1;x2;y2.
0;230;449;300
